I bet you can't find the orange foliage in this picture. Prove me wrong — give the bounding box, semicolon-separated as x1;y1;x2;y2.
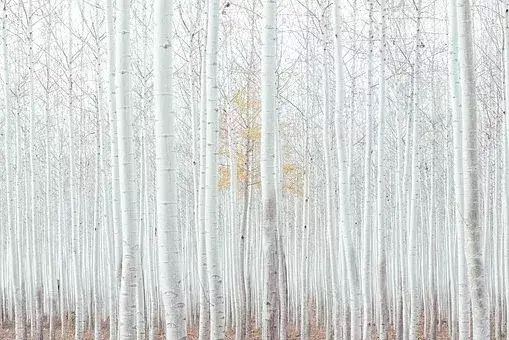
218;165;230;191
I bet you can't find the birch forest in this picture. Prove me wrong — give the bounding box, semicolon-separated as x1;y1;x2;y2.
0;0;506;338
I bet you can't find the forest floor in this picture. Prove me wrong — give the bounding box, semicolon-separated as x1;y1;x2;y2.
0;318;452;339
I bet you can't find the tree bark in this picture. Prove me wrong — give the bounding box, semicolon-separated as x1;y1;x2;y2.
116;0;140;337
332;2;362;337
154;0;186;337
261;0;279;338
456;0;491;337
204;0;225;338
447;0;469;338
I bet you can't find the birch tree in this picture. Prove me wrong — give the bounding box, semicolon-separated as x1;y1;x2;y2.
204;0;225;338
261;0;280;338
332;1;362;337
448;0;470;338
154;0;186;337
3;2;25;338
0;0;507;339
376;2;389;338
456;0;491;337
504;5;509;340
116;0;140;337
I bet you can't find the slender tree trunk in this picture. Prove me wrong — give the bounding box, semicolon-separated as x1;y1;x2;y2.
447;0;469;338
408;3;423;338
321;7;340;337
205;0;225;338
67;1;84;337
237;139;250;340
136;141;146;340
376;2;389;338
44;3;57;338
93;3;106;338
503;5;509;340
154;0;186;337
456;0;491;337
361;1;374;338
198;31;210;339
14;61;27;340
261;0;279;338
332;2;362;337
93;79;102;340
3;3;25;338
27;0;42;337
116;0;139;337
105;0;120;337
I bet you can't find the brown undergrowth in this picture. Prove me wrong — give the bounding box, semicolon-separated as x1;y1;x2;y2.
0;317;453;339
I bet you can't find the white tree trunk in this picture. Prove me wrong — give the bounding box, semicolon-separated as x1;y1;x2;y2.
361;1;374;338
44;4;57;338
154;0;186;337
116;0;139;337
105;0;120;337
332;2;362;338
447;0;469;338
456;0;491;337
14;66;27;340
321;6;340;338
67;1;84;338
376;2;389;338
204;0;225;338
198;33;210;339
408;3;423;338
504;5;509;340
261;0;279;339
27;0;42;337
3;4;25;338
